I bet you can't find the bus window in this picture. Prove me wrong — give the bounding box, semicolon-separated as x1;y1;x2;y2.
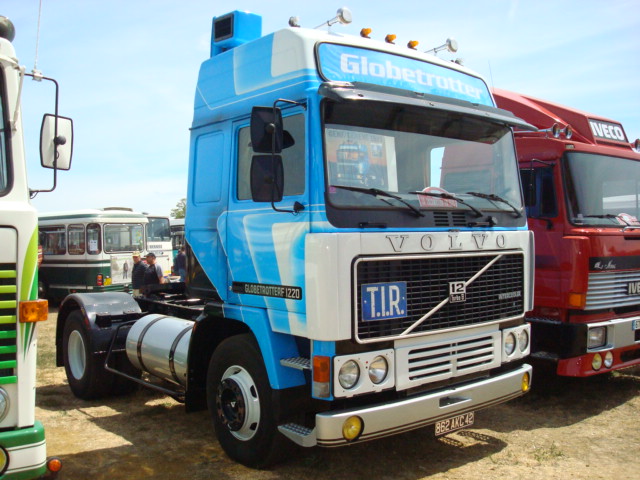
68;224;85;255
87;223;101;254
104;223;144;253
41;226;66;255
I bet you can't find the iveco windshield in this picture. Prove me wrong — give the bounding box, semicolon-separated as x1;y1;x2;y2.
323;100;524;228
564;152;640;227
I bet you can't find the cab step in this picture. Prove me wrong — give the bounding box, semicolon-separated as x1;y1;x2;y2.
278;423;317;447
280;357;311;370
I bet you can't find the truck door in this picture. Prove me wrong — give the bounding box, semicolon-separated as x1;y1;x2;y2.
225;111;309;331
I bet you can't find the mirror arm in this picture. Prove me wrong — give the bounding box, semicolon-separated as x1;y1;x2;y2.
267;98;306;215
27;73;62;197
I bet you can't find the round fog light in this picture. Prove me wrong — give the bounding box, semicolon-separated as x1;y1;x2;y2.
342;416;363;441
592;353;603;371
338;360;360;389
604;351;614;369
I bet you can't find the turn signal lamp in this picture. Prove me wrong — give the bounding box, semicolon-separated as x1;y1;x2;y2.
313;355;331;398
47;457;63;474
385;34;396;44
407;40;419;50
360;28;372;38
567;292;586;309
96;274;104;286
19;299;48;323
342;416;364;441
521;372;531;392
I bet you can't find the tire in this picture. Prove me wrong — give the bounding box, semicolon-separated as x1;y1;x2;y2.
206;334;288;468
63;310;115;400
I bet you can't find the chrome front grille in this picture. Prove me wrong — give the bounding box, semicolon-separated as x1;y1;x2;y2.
395;329;501;391
354;252;524;342
586;270;640;310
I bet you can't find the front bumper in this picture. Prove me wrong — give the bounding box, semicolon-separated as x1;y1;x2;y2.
279;363;531;447
530;316;640;376
0;421;47;479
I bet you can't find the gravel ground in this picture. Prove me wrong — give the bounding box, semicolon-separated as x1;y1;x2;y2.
36;309;640;479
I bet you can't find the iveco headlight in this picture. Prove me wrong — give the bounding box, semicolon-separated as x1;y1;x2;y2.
588;327;606;349
0;388;9;422
338;360;360;389
504;332;516;356
368;356;388;384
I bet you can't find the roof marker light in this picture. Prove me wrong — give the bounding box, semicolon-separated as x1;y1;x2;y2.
360;28;372;38
385;34;396;44
407;40;419;49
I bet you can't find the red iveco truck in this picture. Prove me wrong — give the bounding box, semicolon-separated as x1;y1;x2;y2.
493;88;640;376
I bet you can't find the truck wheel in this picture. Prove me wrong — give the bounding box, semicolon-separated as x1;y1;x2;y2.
63;310;114;399
206;334;287;468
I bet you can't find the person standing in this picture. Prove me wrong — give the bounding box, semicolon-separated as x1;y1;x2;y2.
173;247;186;282
131;251;147;297
143;252;165;295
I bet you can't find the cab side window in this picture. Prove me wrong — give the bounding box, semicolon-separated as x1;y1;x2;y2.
520;167;557;217
237;113;305;200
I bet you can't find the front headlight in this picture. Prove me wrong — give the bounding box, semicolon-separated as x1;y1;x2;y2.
338;360;360;389
518;329;529;353
368;356;388;384
0;388;9;422
504;332;517;356
588;327;606;349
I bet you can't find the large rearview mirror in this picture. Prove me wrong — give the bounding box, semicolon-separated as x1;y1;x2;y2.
250;155;284;202
251;106;284;153
40;114;73;170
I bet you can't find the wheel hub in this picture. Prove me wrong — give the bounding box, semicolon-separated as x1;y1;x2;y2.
215;366;261;441
217;378;246;431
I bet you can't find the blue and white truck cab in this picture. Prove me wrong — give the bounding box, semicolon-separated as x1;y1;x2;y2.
56;9;535;468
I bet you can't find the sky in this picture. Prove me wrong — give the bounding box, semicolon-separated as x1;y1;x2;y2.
4;0;640;217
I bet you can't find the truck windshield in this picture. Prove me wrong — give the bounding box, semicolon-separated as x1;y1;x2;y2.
104;224;145;253
563;152;640;226
323;100;522;226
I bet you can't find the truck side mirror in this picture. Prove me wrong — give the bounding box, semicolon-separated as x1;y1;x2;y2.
250;155;284;202
40;114;73;170
251;106;284;153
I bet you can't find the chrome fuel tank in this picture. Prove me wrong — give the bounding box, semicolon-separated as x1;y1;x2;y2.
125;314;194;386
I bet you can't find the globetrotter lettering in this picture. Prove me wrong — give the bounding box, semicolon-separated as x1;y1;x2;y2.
232;282;302;300
339;53;484;100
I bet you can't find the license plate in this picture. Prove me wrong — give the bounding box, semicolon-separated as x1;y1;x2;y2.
361;282;407;321
435;412;475;436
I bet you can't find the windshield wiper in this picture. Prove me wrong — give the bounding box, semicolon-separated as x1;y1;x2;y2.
466;192;522;218
331;185;425;217
411;190;484;218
